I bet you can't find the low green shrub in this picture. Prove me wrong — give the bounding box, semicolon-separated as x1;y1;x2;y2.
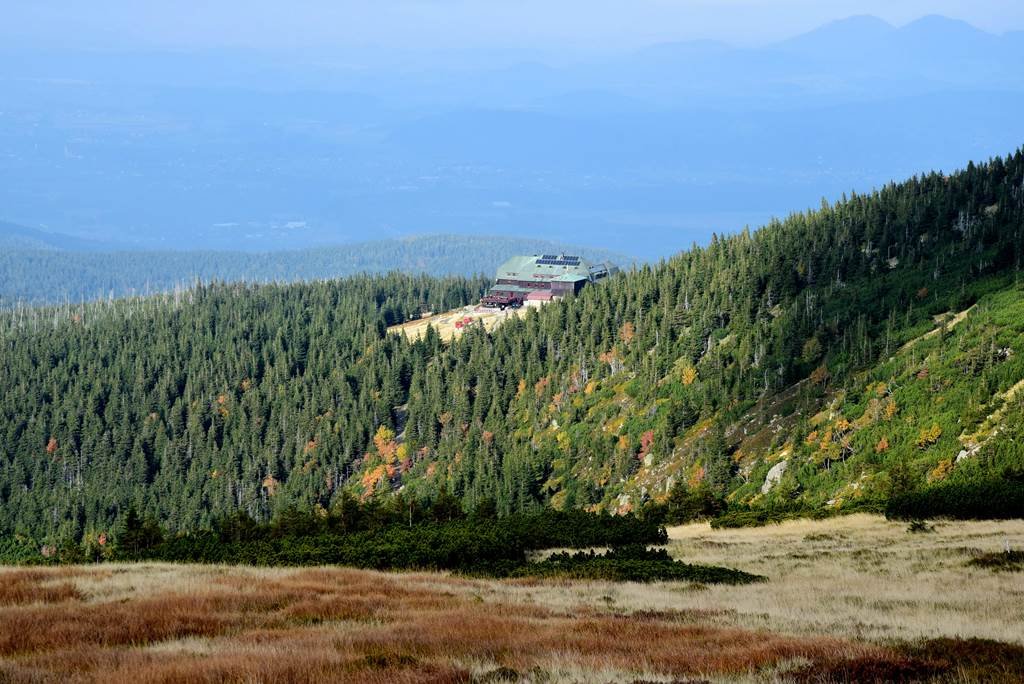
886;477;1024;521
508;545;765;584
108;506;668;576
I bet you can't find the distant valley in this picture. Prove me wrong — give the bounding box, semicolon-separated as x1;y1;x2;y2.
1;15;1021;257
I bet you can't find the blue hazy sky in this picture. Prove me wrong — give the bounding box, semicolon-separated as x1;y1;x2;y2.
5;1;1023;56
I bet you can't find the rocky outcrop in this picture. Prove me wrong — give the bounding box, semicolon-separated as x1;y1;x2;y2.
761;459;789;494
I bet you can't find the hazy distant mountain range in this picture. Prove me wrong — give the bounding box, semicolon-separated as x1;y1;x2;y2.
0;15;1021;257
0;221;109;251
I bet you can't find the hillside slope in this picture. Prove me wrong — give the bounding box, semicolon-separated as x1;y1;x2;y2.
375;151;1024;517
556;283;1024;518
0;150;1021;541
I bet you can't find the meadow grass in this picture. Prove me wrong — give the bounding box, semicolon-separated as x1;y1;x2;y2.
0;515;1021;682
475;515;1024;644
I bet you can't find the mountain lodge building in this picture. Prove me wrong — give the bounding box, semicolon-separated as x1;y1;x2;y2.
480;254;619;308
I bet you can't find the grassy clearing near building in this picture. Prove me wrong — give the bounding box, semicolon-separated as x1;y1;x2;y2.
1;515;1022;682
386;304;523;341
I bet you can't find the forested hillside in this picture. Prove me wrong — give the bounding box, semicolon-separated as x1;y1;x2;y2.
0;234;630;306
1;151;1022;543
0;275;487;539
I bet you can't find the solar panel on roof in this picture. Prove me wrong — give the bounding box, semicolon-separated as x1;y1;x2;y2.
534;255;584;267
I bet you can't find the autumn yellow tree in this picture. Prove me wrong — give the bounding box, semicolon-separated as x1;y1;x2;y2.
373;425;398;462
915;424;943;449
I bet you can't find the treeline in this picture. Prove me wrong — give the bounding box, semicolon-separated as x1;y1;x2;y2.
886;474;1024;521
120;505;667;575
0;234;630;306
1;499;766;583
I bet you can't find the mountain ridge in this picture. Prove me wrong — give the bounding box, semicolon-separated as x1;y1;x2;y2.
0;221;111;252
0;149;1020;541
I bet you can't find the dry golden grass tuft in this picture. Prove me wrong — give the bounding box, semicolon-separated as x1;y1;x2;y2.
1;515;1021;682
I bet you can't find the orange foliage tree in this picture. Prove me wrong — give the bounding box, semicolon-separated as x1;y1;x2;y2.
810;364;830;385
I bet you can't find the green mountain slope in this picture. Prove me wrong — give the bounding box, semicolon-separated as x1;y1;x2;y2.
374;152;1023;519
549;281;1024;520
0;150;1021;542
0;234;632;306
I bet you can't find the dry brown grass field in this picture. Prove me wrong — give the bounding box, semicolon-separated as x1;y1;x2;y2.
1;515;1022;683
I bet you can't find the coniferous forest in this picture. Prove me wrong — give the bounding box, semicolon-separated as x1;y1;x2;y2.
1;150;1023;548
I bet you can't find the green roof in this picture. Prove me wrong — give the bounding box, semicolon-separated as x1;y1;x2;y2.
495;254;595;281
